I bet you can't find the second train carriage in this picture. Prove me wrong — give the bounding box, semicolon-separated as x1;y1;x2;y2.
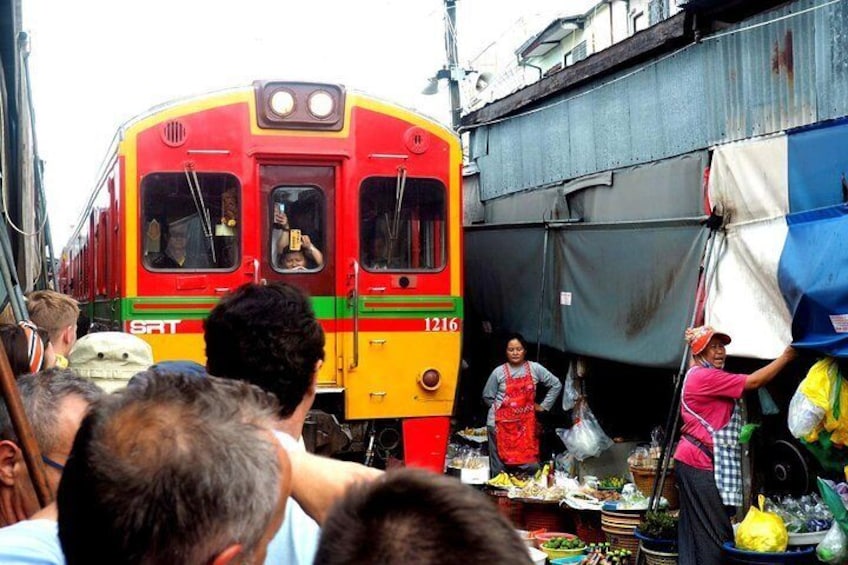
60;81;463;467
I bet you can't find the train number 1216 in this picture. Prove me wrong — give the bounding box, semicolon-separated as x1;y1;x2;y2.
424;317;459;332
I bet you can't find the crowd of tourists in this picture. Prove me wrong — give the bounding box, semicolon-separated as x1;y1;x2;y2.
0;286;533;565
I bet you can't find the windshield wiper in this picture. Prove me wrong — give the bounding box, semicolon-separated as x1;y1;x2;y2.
183;164;217;264
386;165;407;266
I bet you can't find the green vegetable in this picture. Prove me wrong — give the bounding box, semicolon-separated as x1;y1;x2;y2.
638;510;679;540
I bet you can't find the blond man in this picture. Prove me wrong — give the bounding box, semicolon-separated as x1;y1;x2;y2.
25;291;79;367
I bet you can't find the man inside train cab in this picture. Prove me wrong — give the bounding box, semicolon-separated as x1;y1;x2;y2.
148;215;210;269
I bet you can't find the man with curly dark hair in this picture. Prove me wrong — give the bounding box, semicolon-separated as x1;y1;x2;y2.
204;282;325;565
205;282;324;420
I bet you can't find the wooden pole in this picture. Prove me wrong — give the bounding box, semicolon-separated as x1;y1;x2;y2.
0;345;52;507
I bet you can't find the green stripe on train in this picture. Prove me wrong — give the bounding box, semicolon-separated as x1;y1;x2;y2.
118;296;463;320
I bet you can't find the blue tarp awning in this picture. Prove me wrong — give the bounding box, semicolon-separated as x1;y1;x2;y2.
779;204;848;356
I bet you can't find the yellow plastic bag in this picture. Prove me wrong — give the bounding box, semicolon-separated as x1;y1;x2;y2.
798;358;848;445
735;495;788;553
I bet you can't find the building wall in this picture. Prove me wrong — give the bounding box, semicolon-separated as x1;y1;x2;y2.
463;15;554;112
526;0;660;76
468;0;848;201
465;1;681;110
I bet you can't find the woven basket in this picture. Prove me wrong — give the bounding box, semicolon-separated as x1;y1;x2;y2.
640;545;679;565
630;466;679;509
603;528;641;554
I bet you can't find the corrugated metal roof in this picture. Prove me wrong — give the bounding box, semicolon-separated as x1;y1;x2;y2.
471;0;848;200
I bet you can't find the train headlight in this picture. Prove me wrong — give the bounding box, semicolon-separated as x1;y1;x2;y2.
270;90;295;117
308;90;334;119
255;81;345;131
418;368;441;391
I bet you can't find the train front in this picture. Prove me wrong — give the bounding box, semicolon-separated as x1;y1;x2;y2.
122;81;463;467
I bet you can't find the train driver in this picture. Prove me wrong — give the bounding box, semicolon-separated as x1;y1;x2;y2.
148;215;211;269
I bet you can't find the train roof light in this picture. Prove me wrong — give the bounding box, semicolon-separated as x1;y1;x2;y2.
308;90;334;119
254;81;345;131
270;90;296;117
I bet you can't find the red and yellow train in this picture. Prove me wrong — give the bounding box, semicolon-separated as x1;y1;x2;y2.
60;81;462;467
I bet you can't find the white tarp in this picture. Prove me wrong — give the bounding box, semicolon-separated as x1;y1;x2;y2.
708;135;788;223
705;136;792;359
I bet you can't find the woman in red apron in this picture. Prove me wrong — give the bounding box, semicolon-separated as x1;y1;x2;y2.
674;326;796;565
482;333;563;475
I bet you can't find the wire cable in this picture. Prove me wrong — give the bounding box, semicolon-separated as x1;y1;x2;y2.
2;33;48;238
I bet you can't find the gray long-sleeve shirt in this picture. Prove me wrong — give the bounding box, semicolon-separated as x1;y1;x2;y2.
481;361;562;428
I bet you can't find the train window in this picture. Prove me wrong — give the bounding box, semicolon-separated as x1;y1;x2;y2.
270;186;326;272
360;176;446;271
140;172;240;271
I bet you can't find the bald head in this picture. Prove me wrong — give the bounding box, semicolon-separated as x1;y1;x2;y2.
58;371;289;565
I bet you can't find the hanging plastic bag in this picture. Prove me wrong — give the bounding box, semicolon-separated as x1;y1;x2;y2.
556;401;613;461
561;360;581;412
758;388;780;416
788;388;826;439
735;494;789;553
792;358;848;445
817;523;848;564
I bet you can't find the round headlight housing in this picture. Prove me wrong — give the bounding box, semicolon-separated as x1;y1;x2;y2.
308;90;335;119
270;90;295;117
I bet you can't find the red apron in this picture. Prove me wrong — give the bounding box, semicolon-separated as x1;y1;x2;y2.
495;362;539;465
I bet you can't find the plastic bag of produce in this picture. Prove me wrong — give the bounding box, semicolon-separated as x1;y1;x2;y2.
735;495;789;553
788;388;826;439
817;523;848;564
792;358;848;445
557;401;613;461
758;387;780;416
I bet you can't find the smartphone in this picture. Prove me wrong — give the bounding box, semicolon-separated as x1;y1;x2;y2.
274;202;286;229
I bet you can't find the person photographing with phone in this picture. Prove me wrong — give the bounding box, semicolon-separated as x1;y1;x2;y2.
273;203;324;270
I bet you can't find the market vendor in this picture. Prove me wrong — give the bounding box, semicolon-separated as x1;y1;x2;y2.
674;325;796;565
482;333;562;476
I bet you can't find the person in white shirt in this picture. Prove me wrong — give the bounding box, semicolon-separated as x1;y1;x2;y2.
205;282;381;565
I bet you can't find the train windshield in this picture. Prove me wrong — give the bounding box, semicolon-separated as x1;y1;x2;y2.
140;172;240;271
360;176;446;271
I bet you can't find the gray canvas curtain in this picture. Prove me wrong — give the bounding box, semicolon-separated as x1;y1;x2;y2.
464;151;709;369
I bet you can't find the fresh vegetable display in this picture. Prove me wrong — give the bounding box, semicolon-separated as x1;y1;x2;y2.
542;536;586;550
598;476;627;491
765;493;833;533
580;543;632;564
638;510;679;540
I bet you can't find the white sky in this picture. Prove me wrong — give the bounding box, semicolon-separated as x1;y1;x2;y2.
23;0;585;246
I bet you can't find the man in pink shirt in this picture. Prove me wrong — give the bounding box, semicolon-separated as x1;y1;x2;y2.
674;326;796;565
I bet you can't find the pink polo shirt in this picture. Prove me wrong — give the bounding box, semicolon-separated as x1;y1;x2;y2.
673;366;747;471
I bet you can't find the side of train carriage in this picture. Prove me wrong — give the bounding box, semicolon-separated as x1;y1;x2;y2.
59;81;463;467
